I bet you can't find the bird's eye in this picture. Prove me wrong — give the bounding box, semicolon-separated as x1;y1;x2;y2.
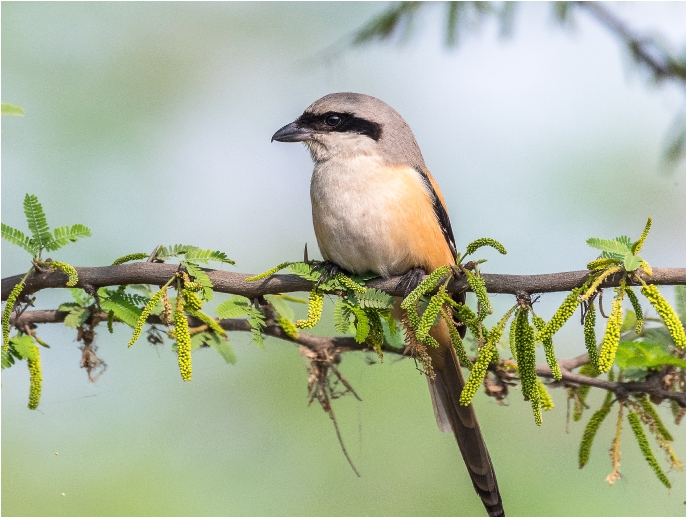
325;115;341;127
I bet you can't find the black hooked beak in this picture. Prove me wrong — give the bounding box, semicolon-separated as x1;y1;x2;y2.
271;121;312;143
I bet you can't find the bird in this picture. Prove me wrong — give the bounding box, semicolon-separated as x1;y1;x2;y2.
272;92;504;517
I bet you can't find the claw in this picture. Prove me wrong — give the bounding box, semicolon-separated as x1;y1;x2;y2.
312;261;350;290
396;267;426;298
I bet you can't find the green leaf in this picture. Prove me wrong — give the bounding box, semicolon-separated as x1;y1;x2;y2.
333;300;353;334
99;291;144;328
216;296;252;319
350;288;394;309
23;194;53;252
183;247;235;265
289;262;320;282
267;295;296;322
62;306;90;328
2;103;24;116
46;224;92;251
586;237;631;256
352;307;370;343
183;261;213;301
623;252;643;272
206;333;237;364
614;341;686;370
621;309;637;333
1;223;36;254
10;335;37;360
675;286;686;325
2;344;21;369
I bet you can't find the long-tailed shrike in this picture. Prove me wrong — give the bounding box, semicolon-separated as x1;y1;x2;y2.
272;92;504;517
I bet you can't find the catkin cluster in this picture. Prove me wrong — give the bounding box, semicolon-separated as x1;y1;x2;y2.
515;309;542;425
465;271;491;320
597;291;624;373
184;290;203;311
296;290;324;329
174;298;192;381
27;346;42;410
532;314;562;381
334;273;366;293
627;411;671;488
49;261;79;287
641;284;686;348
416;287;447;342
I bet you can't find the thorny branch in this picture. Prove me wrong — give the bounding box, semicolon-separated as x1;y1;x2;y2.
3;263;686;301
10;307;686;408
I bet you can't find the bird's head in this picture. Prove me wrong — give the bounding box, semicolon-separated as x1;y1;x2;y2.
272;92;425;167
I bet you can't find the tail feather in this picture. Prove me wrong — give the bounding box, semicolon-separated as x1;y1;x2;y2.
427;332;505;517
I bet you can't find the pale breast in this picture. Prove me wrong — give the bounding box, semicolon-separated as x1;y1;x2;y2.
310;156;451;277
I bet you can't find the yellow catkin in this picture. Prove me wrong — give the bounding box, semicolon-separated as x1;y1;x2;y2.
537;378;555;411
3;274;27;352
184;290;203;311
627;411;671;488
578;391;613;468
111;252;149;266
624;287;644;334
641;284;686;348
465;270;492;321
174;296;192;381
334;273;366;293
459;341;494;406
464;237;507;256
587;258;620;271
532;314;562;381
536;287;583;342
442;308;472;369
597;289;625;373
515;310;542;425
416;286;447;342
509;308;519;361
27;345;42;410
48;261;78;286
246;262;292;281
579;267;623;302
296;290;324;329
277;316;299;339
128;287;168;347
400;265;451;309
584;303;600;369
631;217;652;254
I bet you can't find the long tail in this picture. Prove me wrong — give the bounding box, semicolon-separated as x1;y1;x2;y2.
427;323;505;517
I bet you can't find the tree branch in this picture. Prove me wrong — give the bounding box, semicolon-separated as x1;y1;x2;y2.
3;263;686;301
11;308;686;408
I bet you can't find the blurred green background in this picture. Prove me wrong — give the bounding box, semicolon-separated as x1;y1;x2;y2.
2;2;685;516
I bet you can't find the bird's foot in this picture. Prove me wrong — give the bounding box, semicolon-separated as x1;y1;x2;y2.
396;267;427;298
311;261;350;290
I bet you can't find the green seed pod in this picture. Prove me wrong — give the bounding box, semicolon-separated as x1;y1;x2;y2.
536;287;583;343
335;273;367;293
416;286;448;342
49;261;79;287
597;289;625;373
532;314;562;381
174;296;192;381
128;286;168;347
537;378;555;411
3;274;27;352
464;270;492;321
459;342;494;406
441;308;472;369
111;252;149;266
296;289;324;329
627;411;671;488
641;284;686;348
464;237;507;256
27;344;42;410
624;286;644;334
583;303;600;369
246;262;293;281
586;257;621;271
578;394;613;468
631;217;652;254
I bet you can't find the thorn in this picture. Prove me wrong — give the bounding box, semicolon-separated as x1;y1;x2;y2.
304;243;309;264
147;245;161;263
